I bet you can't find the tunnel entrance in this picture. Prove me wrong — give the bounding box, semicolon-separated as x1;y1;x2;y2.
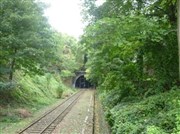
75;75;93;88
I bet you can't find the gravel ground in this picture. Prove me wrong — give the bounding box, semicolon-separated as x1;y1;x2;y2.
52;89;94;134
94;94;111;134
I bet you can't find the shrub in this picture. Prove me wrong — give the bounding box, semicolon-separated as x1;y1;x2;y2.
102;89;180;134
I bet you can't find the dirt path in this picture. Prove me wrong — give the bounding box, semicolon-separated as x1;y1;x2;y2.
52;89;94;134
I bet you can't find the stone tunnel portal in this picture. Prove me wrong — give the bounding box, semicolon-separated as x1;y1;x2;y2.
74;75;93;88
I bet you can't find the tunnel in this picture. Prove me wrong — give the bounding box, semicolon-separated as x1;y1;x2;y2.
74;75;93;88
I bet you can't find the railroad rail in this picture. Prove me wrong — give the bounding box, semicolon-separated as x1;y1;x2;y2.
18;90;84;134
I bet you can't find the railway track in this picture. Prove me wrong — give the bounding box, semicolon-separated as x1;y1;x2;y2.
18;90;84;134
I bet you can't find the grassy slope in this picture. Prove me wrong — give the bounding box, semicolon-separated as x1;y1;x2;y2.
0;72;75;134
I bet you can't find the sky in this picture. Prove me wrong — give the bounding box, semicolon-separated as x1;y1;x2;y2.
41;0;104;39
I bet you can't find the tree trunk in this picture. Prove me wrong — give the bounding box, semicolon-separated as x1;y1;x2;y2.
9;58;16;81
178;0;180;80
9;48;17;81
137;0;144;86
137;49;144;83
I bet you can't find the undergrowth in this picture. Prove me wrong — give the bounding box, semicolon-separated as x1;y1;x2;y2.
100;87;180;134
0;72;75;133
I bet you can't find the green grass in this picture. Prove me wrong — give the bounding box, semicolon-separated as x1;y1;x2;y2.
0;99;59;134
0;72;75;134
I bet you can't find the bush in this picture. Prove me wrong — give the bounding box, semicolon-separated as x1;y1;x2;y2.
146;125;167;134
102;89;180;134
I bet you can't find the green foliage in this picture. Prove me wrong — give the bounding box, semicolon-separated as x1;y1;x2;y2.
0;71;74;106
102;89;180;134
0;0;82;131
0;0;82;97
0;0;55;81
81;0;178;93
81;0;179;133
82;15;178;90
60;70;74;78
0;72;74;131
0;82;16;91
6;73;64;104
0;72;75;133
146;126;167;134
50;32;83;78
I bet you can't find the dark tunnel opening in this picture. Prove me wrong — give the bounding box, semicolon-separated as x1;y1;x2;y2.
75;75;93;88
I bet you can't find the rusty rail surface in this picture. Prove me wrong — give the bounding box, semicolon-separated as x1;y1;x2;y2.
18;90;84;134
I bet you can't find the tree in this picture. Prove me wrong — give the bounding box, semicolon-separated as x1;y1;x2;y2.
81;0;178;94
0;0;55;81
178;0;180;80
48;31;83;78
